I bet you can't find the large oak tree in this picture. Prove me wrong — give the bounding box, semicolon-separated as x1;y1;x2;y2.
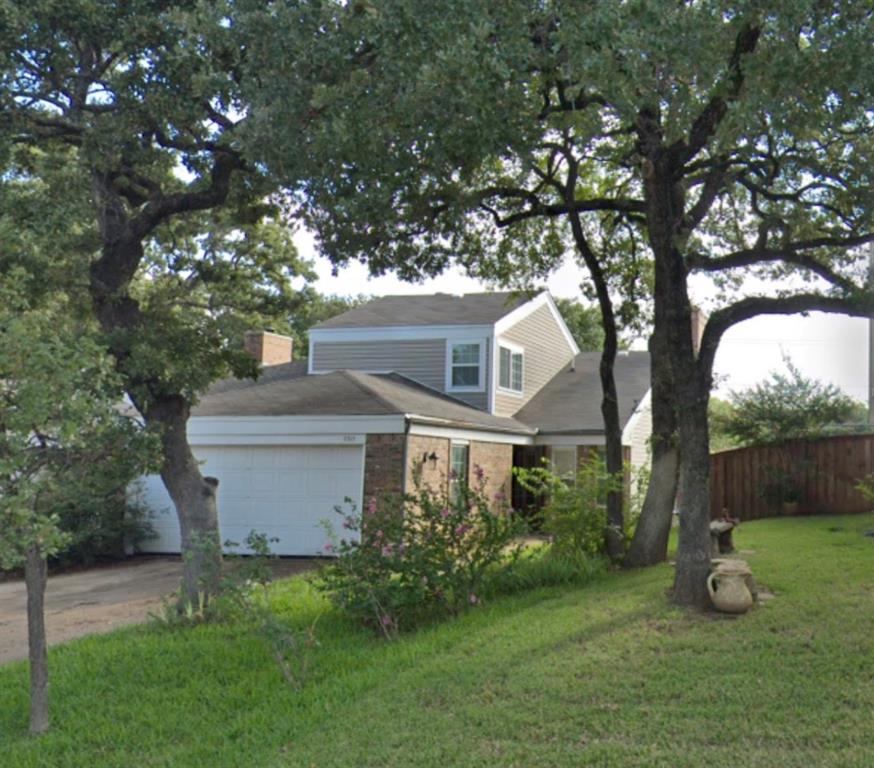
244;0;874;606
0;1;313;606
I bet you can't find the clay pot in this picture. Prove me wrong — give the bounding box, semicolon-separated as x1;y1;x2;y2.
707;569;754;614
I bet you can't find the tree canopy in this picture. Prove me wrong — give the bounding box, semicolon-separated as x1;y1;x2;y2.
242;0;874;604
712;359;866;448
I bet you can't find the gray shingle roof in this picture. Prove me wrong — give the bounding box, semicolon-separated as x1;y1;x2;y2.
313;291;529;329
513;351;651;434
193;367;534;435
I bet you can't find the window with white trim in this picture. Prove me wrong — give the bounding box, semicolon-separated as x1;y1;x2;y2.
498;345;523;393
450;442;469;500
448;342;482;390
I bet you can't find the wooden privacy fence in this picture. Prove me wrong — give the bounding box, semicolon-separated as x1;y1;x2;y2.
710;434;874;520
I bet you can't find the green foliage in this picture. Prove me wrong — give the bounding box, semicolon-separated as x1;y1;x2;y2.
720;359;863;447
285;292;368;359
317;470;525;636
514;458;622;558
50;490;155;569
553;298;603;352
0;278;157;572
854;474;874;509
0;0;320;413
709;397;743;452
553;298;636;352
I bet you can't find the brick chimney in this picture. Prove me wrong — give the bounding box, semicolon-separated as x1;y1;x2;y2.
243;331;293;366
690;306;708;355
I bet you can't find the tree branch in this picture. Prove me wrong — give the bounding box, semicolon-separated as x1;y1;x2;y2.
698;291;874;376
669;20;761;167
130;152;242;238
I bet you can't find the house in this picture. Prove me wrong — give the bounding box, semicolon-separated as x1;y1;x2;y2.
139;291;651;555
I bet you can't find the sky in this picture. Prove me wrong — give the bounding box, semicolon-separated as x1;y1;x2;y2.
295;230;871;406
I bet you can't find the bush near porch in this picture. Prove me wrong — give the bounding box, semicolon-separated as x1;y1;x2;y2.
2;514;874;767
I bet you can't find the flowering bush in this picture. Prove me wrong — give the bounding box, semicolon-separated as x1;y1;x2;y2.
316;467;525;637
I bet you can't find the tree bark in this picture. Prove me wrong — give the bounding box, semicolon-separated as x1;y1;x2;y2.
625;324;679;567
150;397;222;606
25;544;49;735
566;206;625;560
672;372;714;609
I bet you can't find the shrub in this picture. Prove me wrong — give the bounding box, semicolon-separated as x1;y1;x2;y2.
514;457;620;557
316;467;525;637
51;488;155;568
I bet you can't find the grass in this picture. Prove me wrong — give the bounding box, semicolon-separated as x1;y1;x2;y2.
2;514;874;767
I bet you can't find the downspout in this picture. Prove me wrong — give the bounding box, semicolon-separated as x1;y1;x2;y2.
401;416;411;495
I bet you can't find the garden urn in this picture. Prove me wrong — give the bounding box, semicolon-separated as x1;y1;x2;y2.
707;569;754;614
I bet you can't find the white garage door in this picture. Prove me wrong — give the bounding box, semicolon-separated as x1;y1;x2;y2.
136;444;364;556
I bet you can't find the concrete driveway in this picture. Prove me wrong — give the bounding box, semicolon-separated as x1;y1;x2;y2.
0;556;313;665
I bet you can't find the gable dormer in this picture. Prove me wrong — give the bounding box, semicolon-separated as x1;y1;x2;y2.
307;291;578;415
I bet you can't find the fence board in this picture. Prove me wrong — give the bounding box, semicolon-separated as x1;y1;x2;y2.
710;434;874;520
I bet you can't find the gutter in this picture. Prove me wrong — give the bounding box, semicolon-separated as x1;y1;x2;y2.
404;412;537;437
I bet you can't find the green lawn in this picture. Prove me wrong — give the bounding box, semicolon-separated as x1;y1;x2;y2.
2;515;874;767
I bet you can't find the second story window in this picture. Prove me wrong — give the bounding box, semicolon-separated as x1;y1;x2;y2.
498;344;523;393
448;341;483;390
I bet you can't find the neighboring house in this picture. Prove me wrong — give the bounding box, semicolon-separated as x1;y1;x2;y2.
139;291;651;555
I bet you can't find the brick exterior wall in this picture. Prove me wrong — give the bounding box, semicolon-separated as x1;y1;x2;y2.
469;441;513;503
405;434;451;494
362;434;405;502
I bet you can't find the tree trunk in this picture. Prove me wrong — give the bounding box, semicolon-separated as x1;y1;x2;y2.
672;377;714;609
150;397;223;608
625;326;679;567
565;205;625;560
87;176;223;608
25;544;49;735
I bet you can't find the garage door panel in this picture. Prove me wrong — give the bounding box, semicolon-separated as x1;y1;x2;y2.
140;443;364;556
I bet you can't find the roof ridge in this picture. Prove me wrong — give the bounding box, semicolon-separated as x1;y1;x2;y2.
337;370;399;414
375;372;483;410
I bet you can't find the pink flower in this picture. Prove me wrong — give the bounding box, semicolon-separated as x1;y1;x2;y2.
440;507;451;519
380;614;393;627
473;464;485;483
323;542;334;553
381;544;394;557
468;592;478;605
493;490;506;503
366;497;378;516
454;524;470;537
342;516;356;530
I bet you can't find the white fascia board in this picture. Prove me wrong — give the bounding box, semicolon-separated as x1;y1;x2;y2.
309;324;493;344
186;414;405;446
494;291;580;357
408;418;534;446
533;433;606;447
621;389;652;445
307;337;314;374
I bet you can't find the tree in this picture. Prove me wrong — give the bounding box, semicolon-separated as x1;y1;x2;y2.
244;1;874;607
717;360;863;447
554;298;631;353
0;280;153;735
287;292;367;358
0;2;314;606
